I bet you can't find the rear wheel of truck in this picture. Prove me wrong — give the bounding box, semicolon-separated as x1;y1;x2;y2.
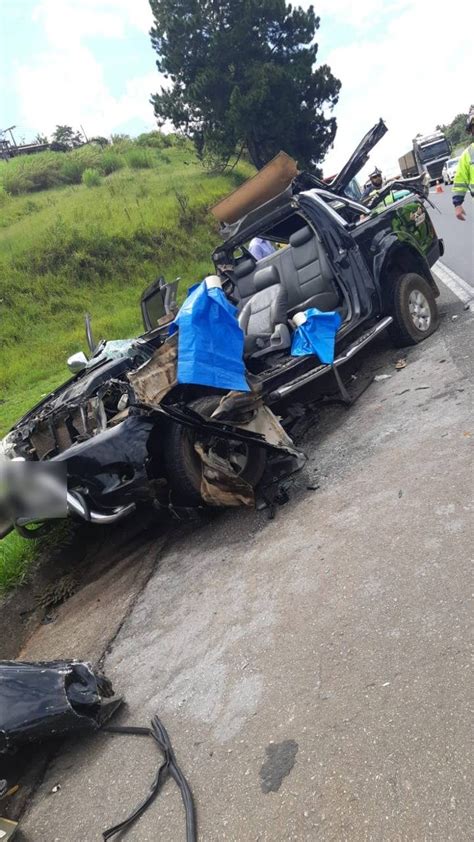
388;272;439;347
164;395;267;506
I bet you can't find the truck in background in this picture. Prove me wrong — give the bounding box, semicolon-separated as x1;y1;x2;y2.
399;130;451;185
398;149;418;178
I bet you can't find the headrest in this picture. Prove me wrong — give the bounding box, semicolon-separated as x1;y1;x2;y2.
234;258;256;278
289;225;313;247
254;264;281;292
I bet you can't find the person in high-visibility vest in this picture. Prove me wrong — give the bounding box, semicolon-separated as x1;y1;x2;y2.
452;106;474;221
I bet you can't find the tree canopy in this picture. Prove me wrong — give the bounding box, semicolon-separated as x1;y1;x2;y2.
50;125;84;151
149;0;341;169
437;113;469;152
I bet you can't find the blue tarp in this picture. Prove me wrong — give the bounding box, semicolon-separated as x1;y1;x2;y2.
290;308;342;364
170;280;250;391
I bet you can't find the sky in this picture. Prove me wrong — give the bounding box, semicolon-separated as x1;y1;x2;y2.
0;0;471;179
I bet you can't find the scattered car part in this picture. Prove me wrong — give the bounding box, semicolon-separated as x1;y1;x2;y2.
0;661;121;754
0;661;195;842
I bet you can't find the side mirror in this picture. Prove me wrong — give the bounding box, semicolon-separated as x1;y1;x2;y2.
67;351;88;373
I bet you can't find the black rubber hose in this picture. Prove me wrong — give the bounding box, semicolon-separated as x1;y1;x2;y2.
150;715;197;842
102;759;169;840
102;725;151;737
101;717;197;842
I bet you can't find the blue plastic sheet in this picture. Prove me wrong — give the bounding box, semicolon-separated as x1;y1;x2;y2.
170;280;250;391
290;308;342;364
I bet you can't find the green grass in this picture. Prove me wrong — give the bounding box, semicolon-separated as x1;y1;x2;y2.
82;167;102;187
0;520;76;593
0;530;37;592
0;140;253;435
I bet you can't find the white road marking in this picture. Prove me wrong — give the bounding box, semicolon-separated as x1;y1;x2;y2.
432;260;474;307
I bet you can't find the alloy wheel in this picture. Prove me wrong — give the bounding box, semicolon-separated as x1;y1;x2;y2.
408;289;431;331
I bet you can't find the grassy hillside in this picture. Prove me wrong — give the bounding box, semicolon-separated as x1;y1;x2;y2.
0;137;252;435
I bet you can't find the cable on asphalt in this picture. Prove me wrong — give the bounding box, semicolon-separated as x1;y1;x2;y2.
101;715;197;842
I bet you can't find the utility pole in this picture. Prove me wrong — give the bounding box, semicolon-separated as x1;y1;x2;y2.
2;125;17;147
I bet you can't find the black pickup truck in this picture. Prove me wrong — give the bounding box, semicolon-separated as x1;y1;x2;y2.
0;120;443;537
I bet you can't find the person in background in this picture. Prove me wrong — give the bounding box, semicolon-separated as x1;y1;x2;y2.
361;167;384;202
248;237;276;260
452;106;474;221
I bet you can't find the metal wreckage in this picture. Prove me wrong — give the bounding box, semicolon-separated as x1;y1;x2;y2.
0;120;443;538
0;660;196;840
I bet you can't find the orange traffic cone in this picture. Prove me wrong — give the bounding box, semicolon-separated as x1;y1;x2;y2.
435;183;444;193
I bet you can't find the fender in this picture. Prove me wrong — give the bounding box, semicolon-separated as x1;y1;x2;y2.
373;236;440;311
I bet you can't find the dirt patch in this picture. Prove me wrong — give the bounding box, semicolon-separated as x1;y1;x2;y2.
0;524;89;660
19;528;167;663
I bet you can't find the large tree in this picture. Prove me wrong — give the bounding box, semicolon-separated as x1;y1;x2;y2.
149;0;341;169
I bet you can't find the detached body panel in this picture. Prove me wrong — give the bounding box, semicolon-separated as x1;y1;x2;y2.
0;660;121;754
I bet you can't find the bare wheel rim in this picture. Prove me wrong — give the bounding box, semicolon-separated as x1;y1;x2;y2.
408;289;431;331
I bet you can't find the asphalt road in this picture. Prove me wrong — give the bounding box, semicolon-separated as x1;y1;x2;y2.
18;248;473;835
429;188;473;283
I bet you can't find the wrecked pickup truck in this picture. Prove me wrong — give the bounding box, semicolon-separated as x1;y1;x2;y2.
0;120;443;539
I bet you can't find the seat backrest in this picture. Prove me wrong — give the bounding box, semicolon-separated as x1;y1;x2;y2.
232;223;339;316
286;225;339;315
238;265;287;338
234;257;258;304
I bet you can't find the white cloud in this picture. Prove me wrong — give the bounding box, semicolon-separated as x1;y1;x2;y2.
17;52;160;137
33;0;126;45
314;0;472;179
33;0;153;44
314;0;405;30
15;0;161;138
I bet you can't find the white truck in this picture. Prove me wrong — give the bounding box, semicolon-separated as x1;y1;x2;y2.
399;131;451;185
